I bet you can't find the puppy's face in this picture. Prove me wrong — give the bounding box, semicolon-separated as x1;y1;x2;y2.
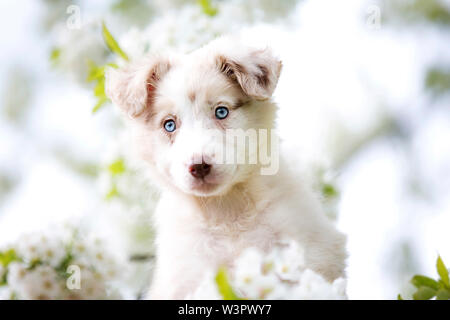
106;38;282;197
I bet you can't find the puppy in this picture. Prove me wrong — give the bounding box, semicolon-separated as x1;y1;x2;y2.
106;37;347;299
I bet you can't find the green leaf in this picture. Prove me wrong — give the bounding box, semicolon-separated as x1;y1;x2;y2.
56;251;74;279
106;184;119;200
92;97;108;113
0;249;20;286
322;183;339;199
437;255;449;288
49;47;61;66
389;0;450;26
413;286;437;300
87;62;118;82
425;68;450;97
87;64;106;82
102;22;129;61
197;0;218;17
436;289;450;300
215;267;240;300
87;61;118;114
93;77;105;98
397;294;403;300
411;275;440;290
108;158;126;176
0;249;18;267
27;258;42;270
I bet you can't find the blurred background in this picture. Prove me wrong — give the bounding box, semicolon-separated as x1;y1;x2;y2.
0;0;449;299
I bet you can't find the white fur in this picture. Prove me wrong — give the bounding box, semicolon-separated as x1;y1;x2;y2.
106;36;347;299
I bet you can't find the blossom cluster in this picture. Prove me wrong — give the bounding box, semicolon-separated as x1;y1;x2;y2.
190;240;347;300
51;0;301;82
0;226;123;300
119;0;299;60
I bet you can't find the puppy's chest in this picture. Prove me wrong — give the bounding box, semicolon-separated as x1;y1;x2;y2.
157;195;281;266
190;217;279;266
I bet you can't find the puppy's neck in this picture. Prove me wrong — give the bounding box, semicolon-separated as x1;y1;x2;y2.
189;171;276;232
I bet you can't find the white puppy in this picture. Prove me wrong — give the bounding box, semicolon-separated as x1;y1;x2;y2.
106;37;347;299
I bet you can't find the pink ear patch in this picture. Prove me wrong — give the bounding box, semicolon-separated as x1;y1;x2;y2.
146;82;157;106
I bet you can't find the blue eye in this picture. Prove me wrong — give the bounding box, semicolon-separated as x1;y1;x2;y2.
215;106;229;120
164;119;176;132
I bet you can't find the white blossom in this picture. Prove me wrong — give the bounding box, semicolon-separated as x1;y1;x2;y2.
0;226;125;300
192;240;347;300
118;0;300;57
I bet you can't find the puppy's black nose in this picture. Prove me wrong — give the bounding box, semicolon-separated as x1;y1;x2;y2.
189;162;211;179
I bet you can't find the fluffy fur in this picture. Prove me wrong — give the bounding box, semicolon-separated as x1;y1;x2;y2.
106;36;347;299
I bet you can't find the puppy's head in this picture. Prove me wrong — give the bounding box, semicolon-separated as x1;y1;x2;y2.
106;37;282;197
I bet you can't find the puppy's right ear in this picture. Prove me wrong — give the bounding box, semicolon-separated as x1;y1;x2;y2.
105;56;171;119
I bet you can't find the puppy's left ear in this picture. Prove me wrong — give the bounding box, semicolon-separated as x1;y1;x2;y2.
216;47;282;100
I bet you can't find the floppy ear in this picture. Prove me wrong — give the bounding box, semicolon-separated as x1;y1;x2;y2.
216;47;282;100
105;56;171;118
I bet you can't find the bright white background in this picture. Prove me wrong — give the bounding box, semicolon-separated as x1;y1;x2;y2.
0;0;449;299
